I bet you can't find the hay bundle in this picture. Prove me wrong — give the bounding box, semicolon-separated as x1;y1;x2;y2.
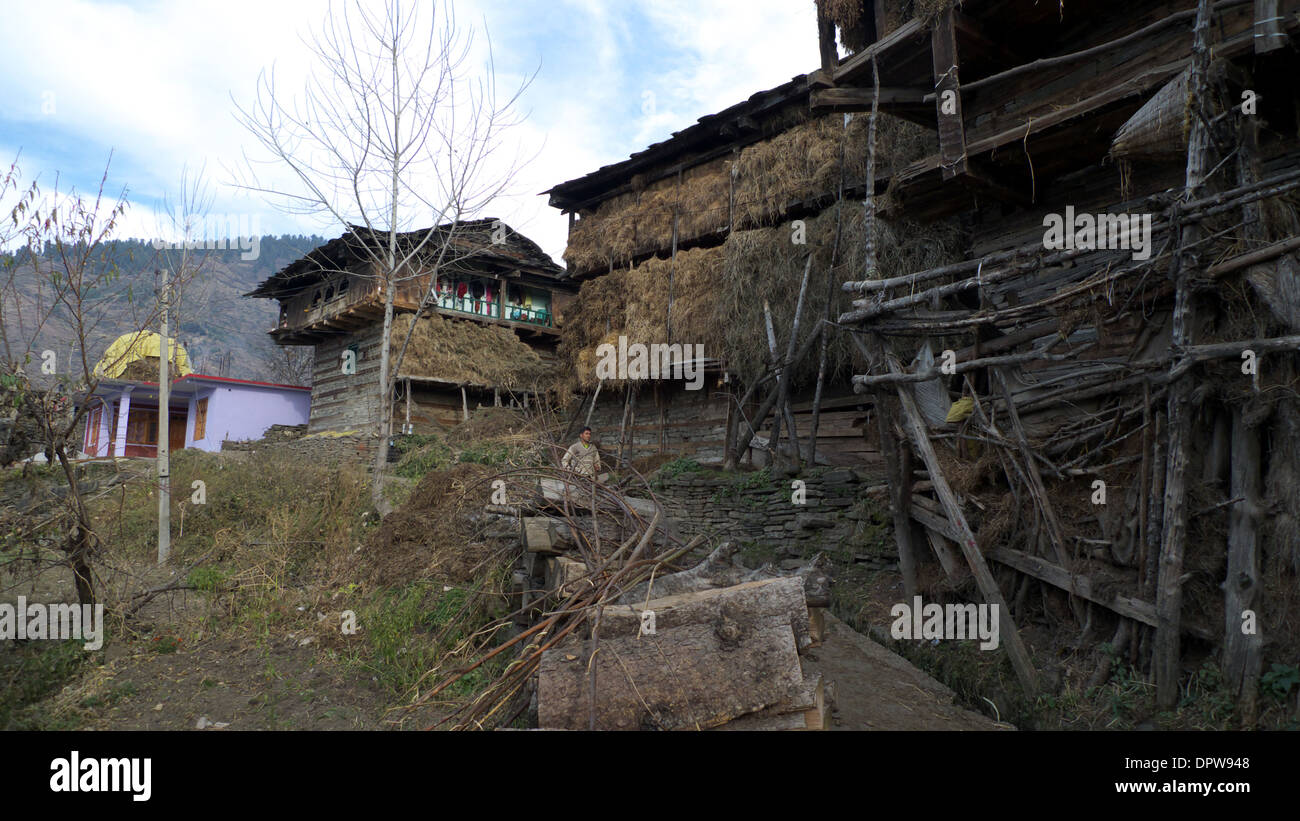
560;198;965;389
560;247;726;389
391;312;556;390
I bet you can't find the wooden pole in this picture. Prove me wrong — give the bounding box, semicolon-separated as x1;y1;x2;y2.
1155;0;1213;708
461;385;469;422
157;268;171;566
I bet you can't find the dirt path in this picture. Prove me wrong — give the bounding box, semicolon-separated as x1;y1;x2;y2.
802;614;1011;731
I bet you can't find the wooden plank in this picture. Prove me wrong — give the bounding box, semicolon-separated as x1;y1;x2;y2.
1222;407;1262;713
930;7;967;179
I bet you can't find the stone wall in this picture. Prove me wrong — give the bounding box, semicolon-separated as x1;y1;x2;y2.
222;429;380;464
651;466;896;570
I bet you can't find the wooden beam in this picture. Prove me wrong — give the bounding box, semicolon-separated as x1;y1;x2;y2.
1222;406;1263;715
930;7;967;179
810;86;928;112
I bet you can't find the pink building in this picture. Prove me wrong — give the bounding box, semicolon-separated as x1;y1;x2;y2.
80;374;311;457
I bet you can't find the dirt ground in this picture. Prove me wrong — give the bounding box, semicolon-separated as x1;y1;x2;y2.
805;613;1010;730
75;635;391;731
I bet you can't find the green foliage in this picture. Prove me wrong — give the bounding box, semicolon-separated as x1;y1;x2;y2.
1261;663;1300;700
658;458;704;480
0;640;89;729
393;436;454;479
187;566;227;594
457;442;522;466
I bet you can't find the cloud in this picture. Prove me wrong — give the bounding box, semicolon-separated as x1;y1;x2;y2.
0;0;818;266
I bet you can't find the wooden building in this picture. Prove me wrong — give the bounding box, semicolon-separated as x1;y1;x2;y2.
549;0;1300;714
248;220;574;432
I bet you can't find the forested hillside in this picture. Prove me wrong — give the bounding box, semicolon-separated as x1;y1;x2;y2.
2;234;325;383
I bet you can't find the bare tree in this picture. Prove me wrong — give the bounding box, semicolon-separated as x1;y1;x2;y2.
232;0;532;510
1;158;153;604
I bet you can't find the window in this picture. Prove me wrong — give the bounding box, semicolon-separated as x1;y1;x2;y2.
194;397;208;441
88;407;101;451
126;412;158;445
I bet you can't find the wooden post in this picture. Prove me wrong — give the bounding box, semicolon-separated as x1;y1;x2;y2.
876;392;918;600
1156;0;1212;708
585;380;602;430
157;268;171;566
461;385;469;422
405;377;412;432
1223;405;1263;720
1254;0;1285;53
816;0;837;73
931;8;968;179
776;257;814;471
616;387;631;466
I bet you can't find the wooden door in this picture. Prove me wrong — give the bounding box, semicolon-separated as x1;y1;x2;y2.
169;413;187;451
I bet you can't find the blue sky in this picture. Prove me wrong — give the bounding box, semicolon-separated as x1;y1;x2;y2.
0;0;819;263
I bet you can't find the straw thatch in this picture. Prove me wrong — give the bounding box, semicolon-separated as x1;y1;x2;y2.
391;312;557;390
563;112;936;277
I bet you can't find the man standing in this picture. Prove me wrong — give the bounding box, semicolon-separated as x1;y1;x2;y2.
561;426;601;478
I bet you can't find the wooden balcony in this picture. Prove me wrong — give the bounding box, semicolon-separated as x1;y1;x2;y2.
269;276;560;344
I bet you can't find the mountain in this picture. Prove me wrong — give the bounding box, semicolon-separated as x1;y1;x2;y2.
1;235;326;384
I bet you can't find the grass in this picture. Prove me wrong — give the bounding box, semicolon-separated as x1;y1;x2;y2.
0;640;91;729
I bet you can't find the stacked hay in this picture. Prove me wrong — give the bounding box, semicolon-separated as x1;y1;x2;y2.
560;202;966;389
564;112;935;276
561;247;726;389
819;0;954;51
391;312;556;390
564;158;730;274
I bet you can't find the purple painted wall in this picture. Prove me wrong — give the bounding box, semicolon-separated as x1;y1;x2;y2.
81;377;310;455
189;382;311;450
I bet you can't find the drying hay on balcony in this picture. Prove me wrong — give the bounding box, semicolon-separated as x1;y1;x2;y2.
564;158;731;275
732;112;934;230
561;247;726;389
561;197;965;389
562;112;935;277
391;312;557;391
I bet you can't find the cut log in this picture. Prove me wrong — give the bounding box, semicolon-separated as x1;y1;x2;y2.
538;578;809;730
712;674;826;731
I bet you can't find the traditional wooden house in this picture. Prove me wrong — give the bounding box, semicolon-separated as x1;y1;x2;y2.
247;220;574;432
550;0;1300;714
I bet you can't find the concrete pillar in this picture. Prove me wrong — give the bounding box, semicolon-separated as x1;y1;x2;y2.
113;389;132;457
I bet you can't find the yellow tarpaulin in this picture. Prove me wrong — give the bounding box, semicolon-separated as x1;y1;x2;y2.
94;332;192;379
945;396;975;423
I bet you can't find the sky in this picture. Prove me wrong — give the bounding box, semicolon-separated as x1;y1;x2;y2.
0;0;820;265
